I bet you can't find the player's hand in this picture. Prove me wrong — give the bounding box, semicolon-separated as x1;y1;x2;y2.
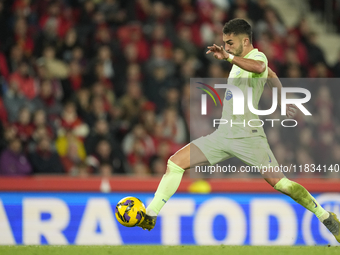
206;44;229;60
286;104;298;118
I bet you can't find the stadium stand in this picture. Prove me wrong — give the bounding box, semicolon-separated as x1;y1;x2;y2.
0;0;339;179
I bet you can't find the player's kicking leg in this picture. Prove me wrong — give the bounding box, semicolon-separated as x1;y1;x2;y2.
262;171;340;243
138;143;209;230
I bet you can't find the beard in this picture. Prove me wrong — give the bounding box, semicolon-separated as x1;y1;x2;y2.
233;44;244;57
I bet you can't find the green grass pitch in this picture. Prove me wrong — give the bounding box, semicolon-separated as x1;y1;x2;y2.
0;245;339;255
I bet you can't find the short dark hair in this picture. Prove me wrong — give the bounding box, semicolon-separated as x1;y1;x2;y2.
223;19;252;44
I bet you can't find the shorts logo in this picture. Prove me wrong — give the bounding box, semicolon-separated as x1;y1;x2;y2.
162;199;167;203
268;154;272;163
226;89;233;100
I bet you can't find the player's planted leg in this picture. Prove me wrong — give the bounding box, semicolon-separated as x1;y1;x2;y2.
138;144;209;230
269;176;340;243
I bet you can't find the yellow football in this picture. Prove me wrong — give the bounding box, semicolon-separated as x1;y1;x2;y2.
115;196;146;227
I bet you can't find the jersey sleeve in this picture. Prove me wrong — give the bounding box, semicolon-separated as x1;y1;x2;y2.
251;52;268;65
250;51;268;78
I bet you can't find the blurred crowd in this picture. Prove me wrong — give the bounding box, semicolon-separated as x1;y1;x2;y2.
0;0;339;178
309;0;340;33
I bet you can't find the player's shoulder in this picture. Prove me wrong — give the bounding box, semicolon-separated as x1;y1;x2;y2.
247;49;268;63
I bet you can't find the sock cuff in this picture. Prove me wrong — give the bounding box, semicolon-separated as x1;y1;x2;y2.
167;159;185;174
274;177;291;190
318;211;330;222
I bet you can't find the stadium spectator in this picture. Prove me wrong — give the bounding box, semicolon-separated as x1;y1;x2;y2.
61;60;84;102
149;23;173;58
144;66;172;112
58;28;80;63
85;96;111;128
12;106;34;145
56;101;89;139
119;81;147;122
139;101;157;135
98;0;126;26
123;124;155;162
305;32;326;66
31;109;54;141
146;43;174;80
114;63;142;97
11;18;34;57
0;138;32;176
84;119;121;156
150;157;167;176
38;46;69;79
132;162;151;177
55;129;87;173
31;79;63;119
9;60;36;100
284;32;308;67
176;26;198;57
70;161;91;177
75;88;91;123
38;1;72;39
118;24;149;63
99;163;113;177
157;107;187;144
87;139;126;174
35;62;63;95
28;136;64;174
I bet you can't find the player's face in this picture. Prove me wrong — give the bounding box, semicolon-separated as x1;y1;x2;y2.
223;33;245;57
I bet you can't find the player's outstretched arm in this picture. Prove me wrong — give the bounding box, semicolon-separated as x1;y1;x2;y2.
206;44;265;74
266;67;297;118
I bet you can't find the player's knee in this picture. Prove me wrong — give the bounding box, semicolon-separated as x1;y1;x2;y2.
168;153;188;171
273;177;293;195
168;153;176;162
265;177;282;187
